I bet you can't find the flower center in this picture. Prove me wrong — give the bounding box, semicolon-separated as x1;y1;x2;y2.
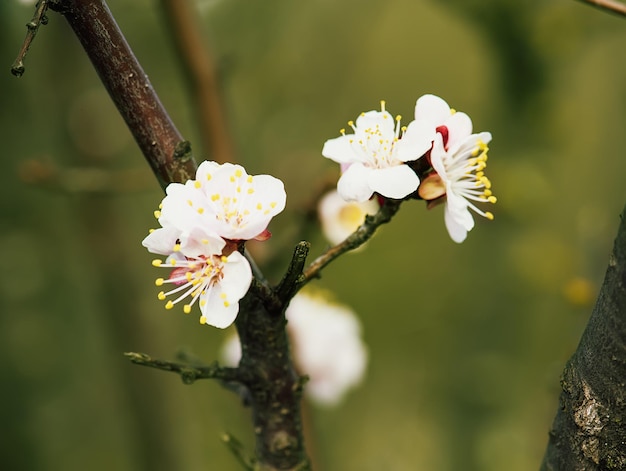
151;249;230;316
346;101;405;169
449;139;497;220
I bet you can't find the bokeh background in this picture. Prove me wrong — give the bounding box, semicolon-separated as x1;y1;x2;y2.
1;0;626;470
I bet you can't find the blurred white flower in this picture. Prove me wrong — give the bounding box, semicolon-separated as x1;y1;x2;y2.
221;292;368;406
318;189;379;246
322;101;435;202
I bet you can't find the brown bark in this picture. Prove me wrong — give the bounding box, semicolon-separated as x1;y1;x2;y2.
541;206;626;470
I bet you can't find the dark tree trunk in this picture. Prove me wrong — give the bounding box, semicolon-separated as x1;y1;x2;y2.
541;205;626;470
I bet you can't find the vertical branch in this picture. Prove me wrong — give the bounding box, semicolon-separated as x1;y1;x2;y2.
49;0;197;189
158;0;236;164
541;205;626;470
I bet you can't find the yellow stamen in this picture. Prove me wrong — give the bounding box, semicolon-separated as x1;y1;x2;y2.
152;259;163;267
165;300;174;310
183;305;191;314
155;278;164;286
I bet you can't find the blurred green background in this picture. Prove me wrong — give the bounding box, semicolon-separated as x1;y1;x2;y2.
1;0;625;470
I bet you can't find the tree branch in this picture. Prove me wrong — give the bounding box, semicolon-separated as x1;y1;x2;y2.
124;352;242;385
302;199;402;285
541;204;626;470
575;0;626;17
49;0;198;190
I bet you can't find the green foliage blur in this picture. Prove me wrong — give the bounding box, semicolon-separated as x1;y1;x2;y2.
1;0;625;470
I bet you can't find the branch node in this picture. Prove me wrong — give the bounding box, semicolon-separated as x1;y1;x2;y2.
173;140;193;162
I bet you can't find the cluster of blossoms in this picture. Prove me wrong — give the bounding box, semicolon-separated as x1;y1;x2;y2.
221;291;367;406
322;94;496;243
142;161;286;328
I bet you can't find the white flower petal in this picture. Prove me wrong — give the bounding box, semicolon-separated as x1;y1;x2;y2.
322;135;361;164
396;119;436;162
199;252;252;329
354;110;395;136
414;94;451;124
337;164;375;202
142;226;181;255
367;165;419;199
445;111;473;150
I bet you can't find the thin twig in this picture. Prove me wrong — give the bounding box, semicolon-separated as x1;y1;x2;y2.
124;352;242;384
576;0;626;17
158;0;235;163
276;241;311;303
11;0;50;77
221;433;256;471
302;199;402;285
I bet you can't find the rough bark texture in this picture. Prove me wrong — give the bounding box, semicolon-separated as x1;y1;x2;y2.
541;205;626;470
236;293;310;471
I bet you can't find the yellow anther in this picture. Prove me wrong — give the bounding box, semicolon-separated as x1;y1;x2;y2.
270;202;277;208
197;208;204;214
148;228;155;233
230;176;235;182
170;259;177;266
183;305;191;314
221;256;228;263
236;186;241;193
152;259;163;267
247;188;254;194
158;291;166;300
206;173;212;181
187;199;193;206
256;203;262;210
223;301;230;307
194;181;201;189
185;272;193;282
488;196;497;203
348;120;354;127
340;128;346;135
246;175;253;183
485;212;494;220
211;194;220;201
395;115;401;122
380;100;386;111
153;210;161;219
199;316;207;325
264;210;270;215
401;126;407;133
158;203;163;209
484;189;492;197
244;209;250;215
220;292;227;299
155;278;164;286
235;169;243;178
201;238;208;245
173;243;181;252
165;300;174;310
450;108;456;114
200;300;207;307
